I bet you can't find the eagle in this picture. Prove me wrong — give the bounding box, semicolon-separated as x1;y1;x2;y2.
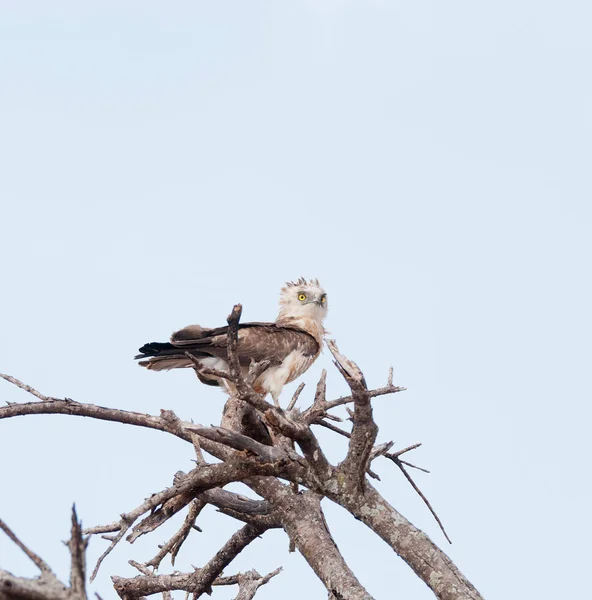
135;278;328;406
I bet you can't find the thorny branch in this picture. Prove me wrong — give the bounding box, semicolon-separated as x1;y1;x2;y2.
0;305;483;600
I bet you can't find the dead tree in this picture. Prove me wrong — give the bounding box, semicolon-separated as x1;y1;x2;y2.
0;305;484;600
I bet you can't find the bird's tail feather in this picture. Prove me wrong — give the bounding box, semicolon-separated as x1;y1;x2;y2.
138;356;193;371
135;341;177;358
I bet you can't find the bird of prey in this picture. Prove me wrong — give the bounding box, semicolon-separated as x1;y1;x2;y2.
135;278;328;406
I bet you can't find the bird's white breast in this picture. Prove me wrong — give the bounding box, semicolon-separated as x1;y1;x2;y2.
258;349;315;400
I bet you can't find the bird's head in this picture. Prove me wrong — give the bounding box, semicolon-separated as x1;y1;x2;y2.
277;278;328;324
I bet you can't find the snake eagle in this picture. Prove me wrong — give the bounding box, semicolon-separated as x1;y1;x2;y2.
135;278;327;406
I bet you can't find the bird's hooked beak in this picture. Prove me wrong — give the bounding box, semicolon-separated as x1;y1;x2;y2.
303;297;323;306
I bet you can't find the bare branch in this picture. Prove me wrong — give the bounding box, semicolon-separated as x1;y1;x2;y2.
233;567;283;600
391;442;422;457
332;482;484;600
112;523;267;599
286;382;305;411
0;517;54;575
313;419;351;438
145;498;206;569
225;305;275;412
203;489;281;529
0;393;247;471
187;425;286;464
323;378;406;413
0;372;53;402
263;410;333;482
247;359;273;386
313;369;327;406
301;370;328;423
127;491;196;543
203;489;271;517
246;480;374;600
399;459;430;473
327;340;377;490
87;458;281;581
0;399;192;444
185;352;234;382
67;505;88;599
382;443;431;472
390;460;451;544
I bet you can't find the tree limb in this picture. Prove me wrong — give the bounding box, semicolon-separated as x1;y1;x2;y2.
245;479;374;600
334;483;483;600
327;340;378;492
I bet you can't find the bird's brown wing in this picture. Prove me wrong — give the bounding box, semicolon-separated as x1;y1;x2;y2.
227;325;319;366
170;322;271;345
180;324;319;367
137;323;319;368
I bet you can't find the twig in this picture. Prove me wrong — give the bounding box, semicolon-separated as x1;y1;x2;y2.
391;443;422;457
383;444;430;472
286;382;305;411
128;490;196;543
0;517;54;574
0;373;53;402
185;353;234;382
191;434;207;465
129;560;154;576
322;363;405;413
391;460;451;544
399;460;430;474
313;419;351;438
324;384;407;411
145;498;206;569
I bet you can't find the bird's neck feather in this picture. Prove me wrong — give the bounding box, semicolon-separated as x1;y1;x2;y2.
275;314;325;346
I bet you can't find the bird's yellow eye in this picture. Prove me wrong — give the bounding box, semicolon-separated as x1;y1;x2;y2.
321;295;326;303
298;293;307;301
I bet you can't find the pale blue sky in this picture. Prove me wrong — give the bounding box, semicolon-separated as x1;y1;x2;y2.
1;2;591;599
